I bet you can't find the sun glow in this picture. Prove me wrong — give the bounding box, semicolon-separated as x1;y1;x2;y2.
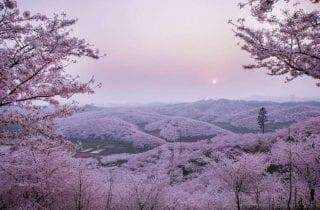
212;78;218;85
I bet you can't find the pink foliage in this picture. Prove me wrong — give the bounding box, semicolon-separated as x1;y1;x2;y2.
0;146;106;209
233;0;320;85
214;153;266;209
0;1;106;209
0;0;100;145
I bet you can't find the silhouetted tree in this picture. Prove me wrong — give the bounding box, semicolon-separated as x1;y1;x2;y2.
257;107;268;133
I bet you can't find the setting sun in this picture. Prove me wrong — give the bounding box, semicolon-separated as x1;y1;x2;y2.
212;78;218;85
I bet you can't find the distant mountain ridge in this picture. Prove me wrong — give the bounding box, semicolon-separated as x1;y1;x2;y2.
138;99;320;132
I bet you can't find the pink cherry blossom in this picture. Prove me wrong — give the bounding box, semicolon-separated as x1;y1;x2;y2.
232;0;320;85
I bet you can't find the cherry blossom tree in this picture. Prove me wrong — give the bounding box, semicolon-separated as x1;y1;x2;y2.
232;0;320;85
271;139;296;209
0;1;106;209
271;133;320;209
292;137;320;209
110;173;168;210
72;165;107;210
0;146;107;209
214;154;266;210
0;0;100;146
133;175;168;210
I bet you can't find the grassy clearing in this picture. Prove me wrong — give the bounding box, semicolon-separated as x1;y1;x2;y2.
71;138;147;158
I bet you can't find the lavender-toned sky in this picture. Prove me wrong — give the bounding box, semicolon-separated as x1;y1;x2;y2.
21;0;319;104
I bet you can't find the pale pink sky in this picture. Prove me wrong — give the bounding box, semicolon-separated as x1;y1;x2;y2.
21;0;319;104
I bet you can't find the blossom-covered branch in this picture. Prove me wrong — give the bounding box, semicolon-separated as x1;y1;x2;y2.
232;0;320;85
0;0;101;145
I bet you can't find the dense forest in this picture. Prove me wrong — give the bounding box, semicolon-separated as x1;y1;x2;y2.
0;0;320;209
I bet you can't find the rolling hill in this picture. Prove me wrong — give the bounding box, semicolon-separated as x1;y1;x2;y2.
57;99;320;155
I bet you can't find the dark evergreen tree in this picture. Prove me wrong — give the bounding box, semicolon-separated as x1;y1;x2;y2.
257;107;268;134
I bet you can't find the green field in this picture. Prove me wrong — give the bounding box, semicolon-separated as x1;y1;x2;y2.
71;138;148;158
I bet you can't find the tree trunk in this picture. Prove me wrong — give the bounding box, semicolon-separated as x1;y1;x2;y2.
255;190;260;209
294;188;297;209
287;148;293;210
287;180;292;210
78;177;82;210
106;173;113;210
310;188;316;210
298;198;304;210
235;192;241;210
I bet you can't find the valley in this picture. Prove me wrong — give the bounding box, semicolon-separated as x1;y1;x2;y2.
58;99;320;158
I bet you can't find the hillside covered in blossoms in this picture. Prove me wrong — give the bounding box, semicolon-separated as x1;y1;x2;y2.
57;100;320;156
